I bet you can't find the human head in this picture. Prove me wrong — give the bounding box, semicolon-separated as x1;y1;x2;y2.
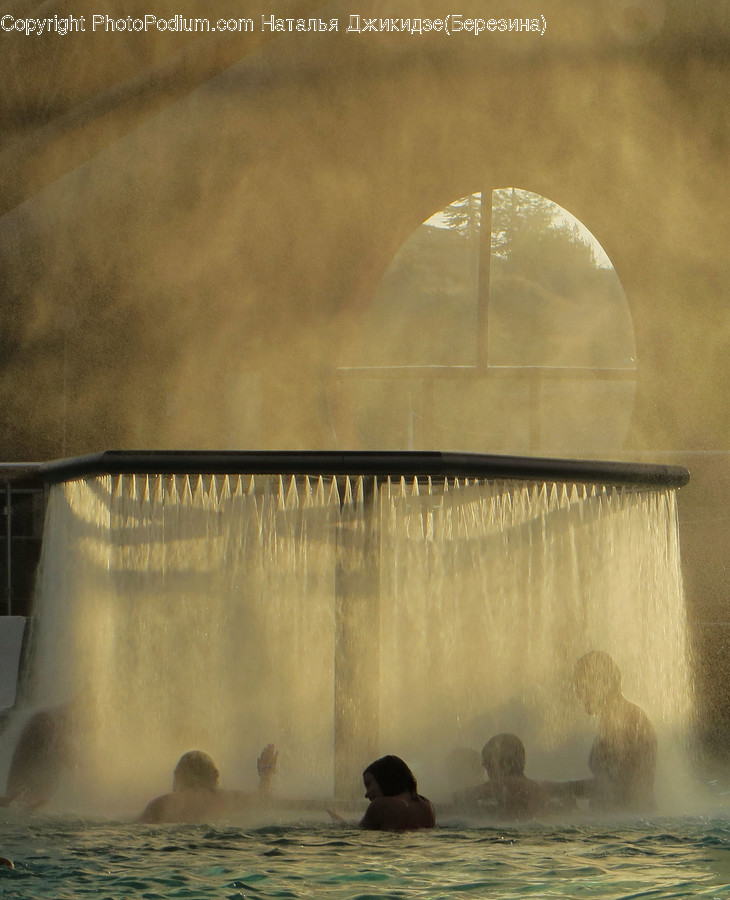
363;755;418;797
573;650;623;714
481;733;525;779
172;750;220;791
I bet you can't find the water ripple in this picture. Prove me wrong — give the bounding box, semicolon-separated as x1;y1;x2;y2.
1;817;729;898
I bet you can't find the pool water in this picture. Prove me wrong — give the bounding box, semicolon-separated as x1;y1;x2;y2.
2;816;730;899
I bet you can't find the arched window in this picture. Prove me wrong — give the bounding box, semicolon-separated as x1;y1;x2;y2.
334;189;636;456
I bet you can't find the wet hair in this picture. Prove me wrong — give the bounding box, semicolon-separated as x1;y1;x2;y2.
363;755;418;797
173;750;220;791
573;650;622;694
481;733;526;778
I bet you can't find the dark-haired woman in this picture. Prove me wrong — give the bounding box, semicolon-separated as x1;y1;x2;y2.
358;755;436;830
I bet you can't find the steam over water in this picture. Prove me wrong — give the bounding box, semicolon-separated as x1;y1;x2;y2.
21;473;694;817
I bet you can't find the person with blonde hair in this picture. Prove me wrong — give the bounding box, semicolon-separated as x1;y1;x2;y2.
139;744;277;824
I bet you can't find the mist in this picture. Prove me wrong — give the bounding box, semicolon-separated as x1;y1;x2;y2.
1;0;730;749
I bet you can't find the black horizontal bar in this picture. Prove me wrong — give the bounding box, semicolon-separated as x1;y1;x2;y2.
34;450;689;489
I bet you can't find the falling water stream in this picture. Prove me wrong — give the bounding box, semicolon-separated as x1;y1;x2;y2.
13;472;694;818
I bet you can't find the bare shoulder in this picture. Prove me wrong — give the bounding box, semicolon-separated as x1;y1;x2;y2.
360;796;394;829
418;795;436;827
139;793;173;823
138;790;228;824
453;782;493;806
361;795;435;831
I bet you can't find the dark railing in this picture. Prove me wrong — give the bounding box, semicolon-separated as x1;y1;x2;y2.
29;449;690;489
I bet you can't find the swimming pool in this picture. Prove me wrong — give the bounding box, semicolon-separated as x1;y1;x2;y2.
1;814;730;899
